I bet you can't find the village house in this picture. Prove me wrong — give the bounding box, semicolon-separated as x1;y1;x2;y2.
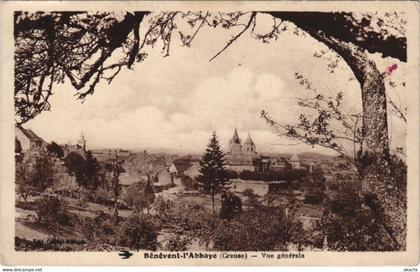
15;126;46;152
168;158;194;177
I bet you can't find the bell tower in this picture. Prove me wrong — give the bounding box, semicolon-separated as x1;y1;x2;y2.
243;132;256;154
228;128;242;156
78;131;87;151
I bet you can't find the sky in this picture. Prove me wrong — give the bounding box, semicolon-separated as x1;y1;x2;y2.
24;12;407;155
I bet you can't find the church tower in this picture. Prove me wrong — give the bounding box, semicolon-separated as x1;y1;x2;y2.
243;132;256;154
228;128;242;156
78;132;87;152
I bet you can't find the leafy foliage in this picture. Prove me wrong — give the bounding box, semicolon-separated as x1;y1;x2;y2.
115;213;160;250
64;150;102;189
36;193;71;237
164;234;191;251
242;188;260;207
46;141;64;158
153;196;176;224
324;190;397;251
105;156;125;218
212;206;288;251
15;159;36;208
180;176;198;191
238;169;307;182
219;192;242;219
14;11;149;124
124;180;156;214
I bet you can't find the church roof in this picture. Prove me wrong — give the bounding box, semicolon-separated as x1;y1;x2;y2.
244;133;255;145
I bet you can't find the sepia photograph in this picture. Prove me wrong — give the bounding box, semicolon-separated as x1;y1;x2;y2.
1;0;419;266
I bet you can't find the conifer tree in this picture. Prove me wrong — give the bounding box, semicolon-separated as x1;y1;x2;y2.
197;132;231;214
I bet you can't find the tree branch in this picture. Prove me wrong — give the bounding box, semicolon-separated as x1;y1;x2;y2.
209;12;256;62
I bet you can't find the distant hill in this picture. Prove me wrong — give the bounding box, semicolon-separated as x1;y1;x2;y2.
298;152;336;161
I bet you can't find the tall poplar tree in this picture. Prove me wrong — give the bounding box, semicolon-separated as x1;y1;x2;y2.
197;132;231;214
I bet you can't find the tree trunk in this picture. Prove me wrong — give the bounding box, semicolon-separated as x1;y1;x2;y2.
268;13;406;249
212;192;215;214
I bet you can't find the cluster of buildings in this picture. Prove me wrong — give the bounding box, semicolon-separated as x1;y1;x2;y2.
225;128;302;173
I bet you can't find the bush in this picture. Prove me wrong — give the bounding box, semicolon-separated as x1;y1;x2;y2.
181;176;198;191
79;212;117;244
164;234;191;251
220;192;242;219
124;182;155;213
90;186;113;205
153;196;175;224
212;206;288;251
239;169;307;182
242;189;260;207
304;193;324;205
226;170;239;179
47;141;64;158
115;214;160;250
36;193;71;237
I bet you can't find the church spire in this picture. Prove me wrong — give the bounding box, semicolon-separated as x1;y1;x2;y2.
244;131;254;145
231;128;241;144
243;131;256;153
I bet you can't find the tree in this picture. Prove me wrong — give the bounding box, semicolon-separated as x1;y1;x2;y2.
84;151;102;189
153;196;175;224
30;149;56;191
15;159;36;209
105;156;124;219
212;206;288;251
143;178;156;214
46;141;64;158
125;182;146;213
257;12;407;249
64;150;102;189
125;180;155;214
197;132;231;214
36;193;70;239
14;11;151;124
242;188;260;208
115;213;160;250
325;189;398;251
219;192;242;220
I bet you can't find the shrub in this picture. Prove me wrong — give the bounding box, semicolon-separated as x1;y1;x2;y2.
242;189;260;207
90;186;113;205
239;169;307;182
79;212;118;244
164;234;191;251
304;193;324;205
47;141;64;158
153;196;175;224
212;206;288;251
115;214;160;250
36;193;71;237
181;176;198;191
226;170;239;179
220;192;242;219
124;181;155;213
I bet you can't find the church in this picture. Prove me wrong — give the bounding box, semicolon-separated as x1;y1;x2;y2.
226;129;270;173
225;128;302;173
